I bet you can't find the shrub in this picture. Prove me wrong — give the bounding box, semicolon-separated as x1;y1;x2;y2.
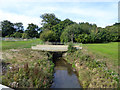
40;30;56;42
13;32;22;38
22;33;30;39
67;42;76;53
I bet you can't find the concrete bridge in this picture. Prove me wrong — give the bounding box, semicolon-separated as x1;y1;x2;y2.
31;45;82;52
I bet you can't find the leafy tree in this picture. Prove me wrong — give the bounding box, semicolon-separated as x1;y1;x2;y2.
60;24;81;42
22;33;30;39
14;22;24;33
12;32;22;38
51;19;75;41
79;22;92;34
0;30;2;37
105;24;119;42
1;20;16;37
25;23;39;38
40;30;55;42
75;34;90;43
60;30;70;43
40;13;61;30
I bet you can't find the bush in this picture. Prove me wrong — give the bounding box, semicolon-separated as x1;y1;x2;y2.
40;30;56;42
13;32;22;38
22;33;30;39
67;42;76;53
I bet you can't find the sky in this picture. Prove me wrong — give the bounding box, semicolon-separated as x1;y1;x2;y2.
0;0;119;29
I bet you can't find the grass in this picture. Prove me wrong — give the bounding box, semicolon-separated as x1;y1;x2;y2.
65;49;119;88
1;39;44;50
83;42;118;72
1;39;55;88
83;42;118;60
2;49;54;88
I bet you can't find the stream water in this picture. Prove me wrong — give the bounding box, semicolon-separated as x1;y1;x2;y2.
51;57;81;88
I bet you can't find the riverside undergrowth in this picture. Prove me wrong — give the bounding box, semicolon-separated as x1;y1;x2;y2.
64;49;119;88
2;49;54;88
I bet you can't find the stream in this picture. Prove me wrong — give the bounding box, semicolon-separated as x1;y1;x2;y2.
51;57;81;88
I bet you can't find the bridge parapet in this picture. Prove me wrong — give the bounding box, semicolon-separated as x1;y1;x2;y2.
32;45;82;52
32;45;68;52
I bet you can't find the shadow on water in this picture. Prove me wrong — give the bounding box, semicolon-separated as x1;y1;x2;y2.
51;52;81;88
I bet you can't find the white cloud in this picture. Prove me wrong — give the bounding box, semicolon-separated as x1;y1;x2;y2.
0;10;42;29
0;1;118;28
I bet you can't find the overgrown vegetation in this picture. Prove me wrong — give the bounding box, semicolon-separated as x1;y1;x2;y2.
64;48;119;88
2;49;54;88
67;42;76;53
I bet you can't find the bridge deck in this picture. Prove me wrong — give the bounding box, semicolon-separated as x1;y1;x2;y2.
32;45;82;52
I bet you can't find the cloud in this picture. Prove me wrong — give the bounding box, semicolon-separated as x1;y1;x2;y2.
0;10;42;29
0;1;118;28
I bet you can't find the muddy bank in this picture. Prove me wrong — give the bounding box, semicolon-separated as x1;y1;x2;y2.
63;50;119;88
2;48;54;88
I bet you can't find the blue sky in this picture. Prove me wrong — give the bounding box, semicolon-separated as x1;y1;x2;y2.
0;0;119;29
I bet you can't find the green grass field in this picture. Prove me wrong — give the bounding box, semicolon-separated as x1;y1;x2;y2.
1;40;118;71
83;42;118;71
1;39;43;50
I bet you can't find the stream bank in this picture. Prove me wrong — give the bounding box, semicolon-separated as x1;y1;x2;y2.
63;49;119;88
2;49;54;88
2;48;119;88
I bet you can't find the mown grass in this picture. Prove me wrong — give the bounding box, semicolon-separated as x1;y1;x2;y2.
83;42;118;60
1;39;44;50
82;42;118;69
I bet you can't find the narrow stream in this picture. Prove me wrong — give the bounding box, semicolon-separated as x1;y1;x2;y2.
51;57;81;88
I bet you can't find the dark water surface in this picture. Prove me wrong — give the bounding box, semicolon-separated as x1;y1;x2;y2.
51;58;81;88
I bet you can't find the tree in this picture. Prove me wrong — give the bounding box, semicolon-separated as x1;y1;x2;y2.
60;24;81;42
11;32;22;38
0;30;2;37
1;20;16;37
60;30;70;43
40;13;61;30
22;33;30;39
14;22;24;33
25;23;39;38
51;19;75;42
78;22;92;34
40;30;55;42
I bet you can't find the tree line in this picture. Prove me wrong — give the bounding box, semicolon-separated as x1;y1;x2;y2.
0;13;119;43
0;21;40;38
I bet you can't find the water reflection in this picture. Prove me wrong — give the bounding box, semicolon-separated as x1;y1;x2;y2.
51;58;81;88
